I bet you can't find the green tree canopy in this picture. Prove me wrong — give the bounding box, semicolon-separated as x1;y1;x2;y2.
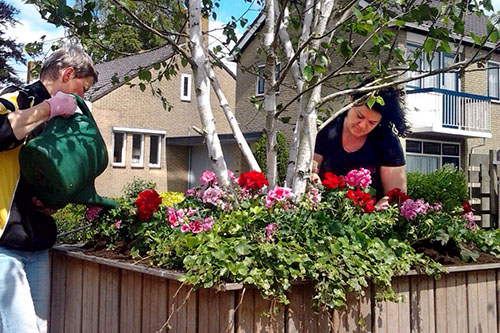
0;0;26;86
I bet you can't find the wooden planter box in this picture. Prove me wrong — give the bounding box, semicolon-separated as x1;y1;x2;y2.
49;245;500;332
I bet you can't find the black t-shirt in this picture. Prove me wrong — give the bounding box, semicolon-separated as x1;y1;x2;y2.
315;112;405;200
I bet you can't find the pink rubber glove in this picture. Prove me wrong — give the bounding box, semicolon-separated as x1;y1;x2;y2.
45;91;77;120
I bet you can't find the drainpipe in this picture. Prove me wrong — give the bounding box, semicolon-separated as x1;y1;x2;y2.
468;138;486;202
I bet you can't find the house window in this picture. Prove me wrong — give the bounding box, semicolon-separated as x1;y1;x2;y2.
180;73;192;101
405;139;460;174
113;132;126;167
149;135;161;168
488;62;499;100
131;133;144;167
406;43;458;91
256;63;280;96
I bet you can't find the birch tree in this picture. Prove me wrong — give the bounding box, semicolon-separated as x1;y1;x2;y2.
27;0;500;196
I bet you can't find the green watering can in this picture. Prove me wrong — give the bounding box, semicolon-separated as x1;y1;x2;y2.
19;95;118;209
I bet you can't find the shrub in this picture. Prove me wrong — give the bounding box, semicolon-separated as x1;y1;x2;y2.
53;204;94;243
121;177;156;199
254;131;289;185
407;164;468;213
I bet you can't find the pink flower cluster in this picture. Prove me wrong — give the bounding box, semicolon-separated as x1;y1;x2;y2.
266;223;279;241
345;168;372;189
180;217;215;234
200;170;235;186
304;185;322;209
167;207;215;233
85;206;102;221
400;199;441;220
265;186;294;209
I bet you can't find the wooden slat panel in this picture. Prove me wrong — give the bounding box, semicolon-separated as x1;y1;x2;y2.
254;290;271;332
374;285;387;333
142;274;153;333
410;275;435;333
467;271;479;333
287;285;304;332
358;283;372;332
198;288;210;333
302;284;316;332
49;252;67;333
455;272;468;330
81;261;100;333
120;270;143;333
167;279;181;332
176;283;188;333
98;264;120;333
209;288;221;333
64;257;83;332
185;286;197;333
237;288;255;333
396;276;411;333
220;289;236;333
485;270;497;333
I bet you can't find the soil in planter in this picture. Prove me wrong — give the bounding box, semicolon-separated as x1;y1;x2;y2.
413;240;500;266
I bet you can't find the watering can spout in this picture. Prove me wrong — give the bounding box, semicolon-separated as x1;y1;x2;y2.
73;184;118;208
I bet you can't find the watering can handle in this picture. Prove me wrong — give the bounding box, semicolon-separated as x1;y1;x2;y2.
73;94;96;122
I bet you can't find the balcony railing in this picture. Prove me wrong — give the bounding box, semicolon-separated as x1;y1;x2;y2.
406;88;491;138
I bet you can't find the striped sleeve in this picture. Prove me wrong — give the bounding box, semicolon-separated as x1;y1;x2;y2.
0;94;23;151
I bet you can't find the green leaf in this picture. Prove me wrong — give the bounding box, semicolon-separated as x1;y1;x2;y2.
439;40;452;55
303;65;314;82
366;96;376;109
375;96;385;106
235;241;251;256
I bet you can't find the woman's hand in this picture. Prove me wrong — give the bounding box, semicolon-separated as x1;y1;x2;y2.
374;196;390;211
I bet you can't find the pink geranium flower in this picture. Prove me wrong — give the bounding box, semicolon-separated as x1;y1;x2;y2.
345;168;372;189
265;186;293;209
200;170;217;185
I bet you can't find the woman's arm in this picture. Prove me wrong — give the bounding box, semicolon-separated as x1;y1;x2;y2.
311;153;323;183
375;165;407;210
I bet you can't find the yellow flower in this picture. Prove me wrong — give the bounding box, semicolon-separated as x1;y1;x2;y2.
159;191;185;206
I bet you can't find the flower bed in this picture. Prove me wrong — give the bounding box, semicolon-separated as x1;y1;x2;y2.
72;167;500;313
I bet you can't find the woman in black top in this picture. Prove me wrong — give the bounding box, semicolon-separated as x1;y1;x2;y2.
312;86;411;209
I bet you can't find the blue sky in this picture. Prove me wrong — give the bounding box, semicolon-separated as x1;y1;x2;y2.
5;0;500;83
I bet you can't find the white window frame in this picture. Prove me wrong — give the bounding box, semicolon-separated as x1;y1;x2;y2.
405;138;461;174
112;131;126;167
180;73;192;102
488;61;499;100
131;133;145;168
149;135;162;168
256;63;280;96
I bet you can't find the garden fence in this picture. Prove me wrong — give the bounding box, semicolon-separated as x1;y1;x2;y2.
469;150;500;228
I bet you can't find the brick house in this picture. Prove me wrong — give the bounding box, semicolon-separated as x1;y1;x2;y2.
87;46;258;197
233;11;500;177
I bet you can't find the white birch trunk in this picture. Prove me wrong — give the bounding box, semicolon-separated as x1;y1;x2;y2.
204;62;262;172
292;0;335;194
188;0;230;188
263;0;278;187
280;0;312;186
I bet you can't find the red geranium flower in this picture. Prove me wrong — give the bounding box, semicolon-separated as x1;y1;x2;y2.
347;188;375;213
463;201;473;213
238;171;269;190
322;172;346;190
386;188;409;205
135;189;162;220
